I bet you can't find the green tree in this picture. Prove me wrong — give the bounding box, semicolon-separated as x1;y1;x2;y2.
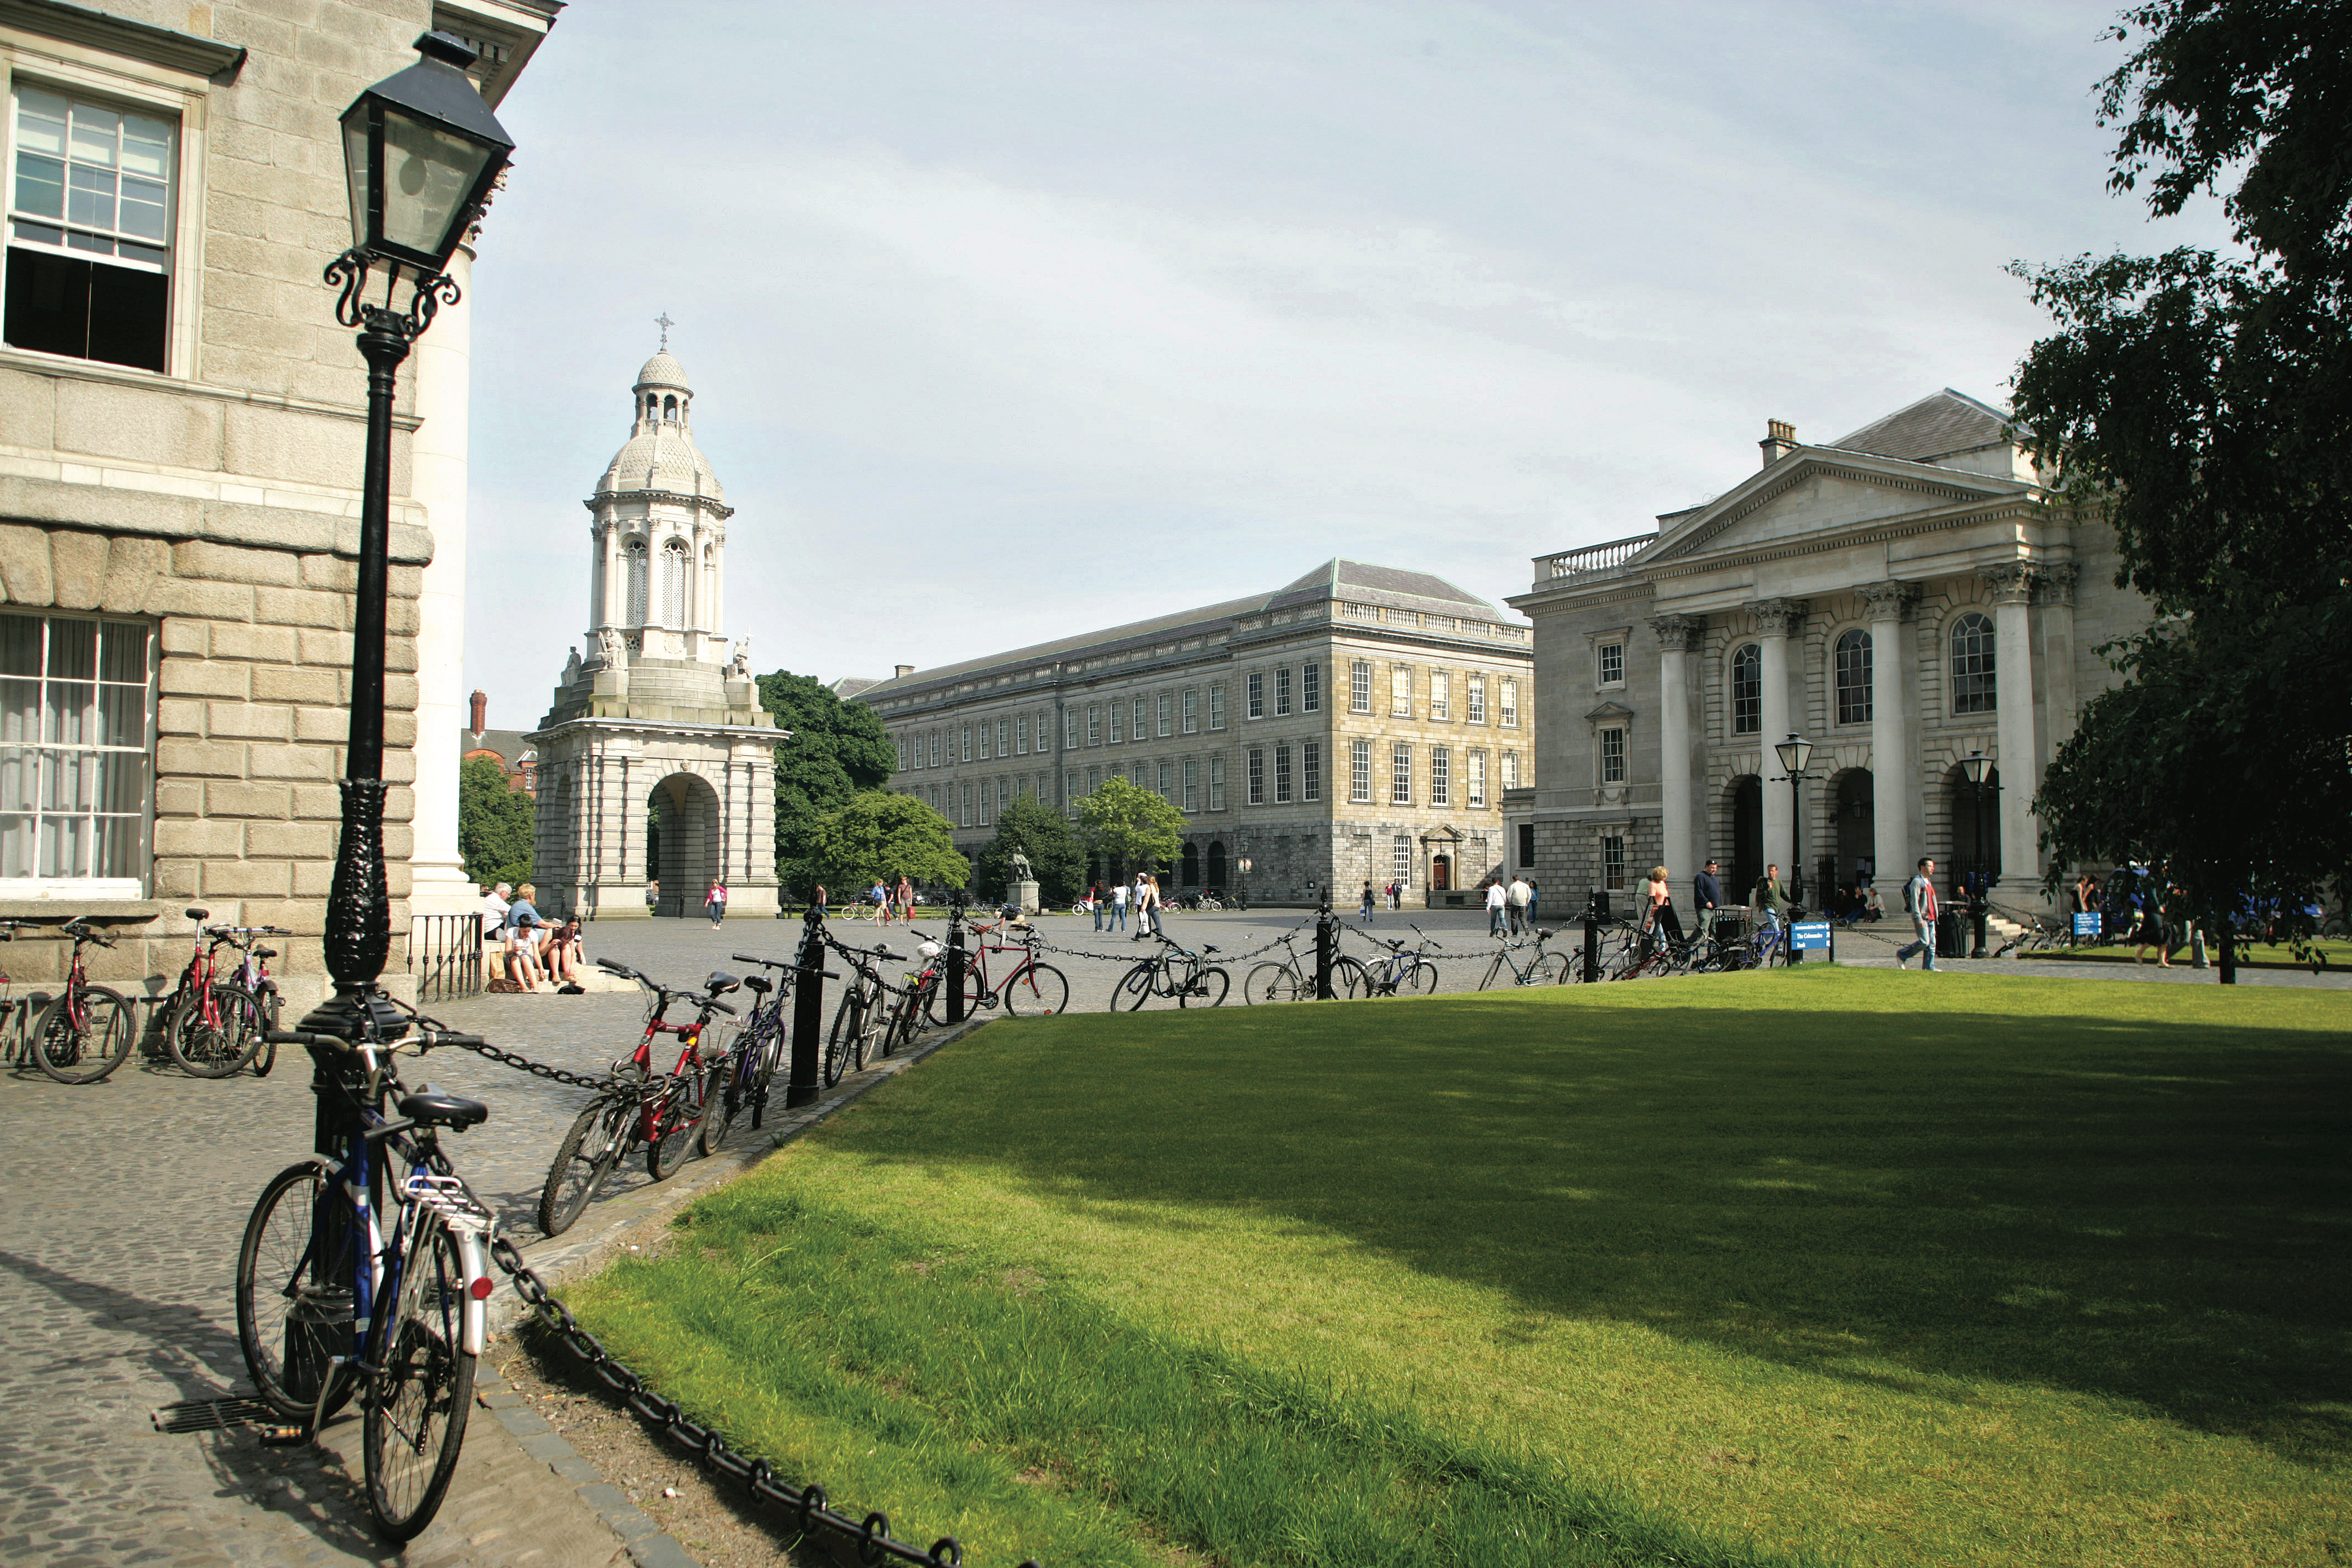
807;793;968;899
1076;775;1185;880
457;756;533;888
2008;0;2352;971
757;670;897;895
976;795;1085;905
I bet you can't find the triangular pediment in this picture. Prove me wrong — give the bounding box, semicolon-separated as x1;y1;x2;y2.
1639;449;2032;569
1586;701;1635;723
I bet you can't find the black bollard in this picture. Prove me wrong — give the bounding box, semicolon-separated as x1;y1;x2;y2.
1315;895;1335;999
1583;906;1600;984
786;905;825;1108
946;902;966;1022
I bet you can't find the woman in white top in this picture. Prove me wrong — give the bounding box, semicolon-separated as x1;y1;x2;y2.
1642;865;1685;956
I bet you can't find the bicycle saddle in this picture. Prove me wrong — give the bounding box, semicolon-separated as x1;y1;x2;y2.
1537;929;1554;939
253;946;276;959
1204;944;1220;954
705;971;741;995
741;974;772;994
399;1091;488;1130
185;906;209;921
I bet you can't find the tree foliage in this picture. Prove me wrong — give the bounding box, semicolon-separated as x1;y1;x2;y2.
457;756;534;888
805;793;968;898
757;670;897;894
975;795;1085;904
2010;0;2352;939
1076;775;1187;876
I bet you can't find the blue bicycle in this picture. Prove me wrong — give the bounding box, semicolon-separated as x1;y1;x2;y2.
234;1004;496;1541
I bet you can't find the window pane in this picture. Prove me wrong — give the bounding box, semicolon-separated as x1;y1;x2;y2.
14;152;65;218
0;677;37;744
44;681;92;744
49;618;94;679
95;811;141;877
69;103;119;168
0;814;30;876
118;175;168;241
66;163;116;230
99;621;147;684
121;116;171;179
42;747;95;810
95;748;143;813
96;682;143;747
16;90;69;157
40;812;85;878
0;746;32;810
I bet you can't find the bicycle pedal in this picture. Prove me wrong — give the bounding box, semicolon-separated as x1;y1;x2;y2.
256;1421;313;1446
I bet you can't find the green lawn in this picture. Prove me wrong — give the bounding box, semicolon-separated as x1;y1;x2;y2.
2022;937;2349;970
561;968;2350;1567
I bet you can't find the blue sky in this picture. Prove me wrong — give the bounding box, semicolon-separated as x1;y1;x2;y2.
460;1;2221;730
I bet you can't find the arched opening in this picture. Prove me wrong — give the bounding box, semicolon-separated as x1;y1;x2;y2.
1180;842;1199;887
1943;762;2001;896
1828;767;1874;918
662;394;677;420
1729;775;1762;902
647;770;721;917
661;540;687;627
1834;629;1873;725
1206;840;1227;892
625;540;649;625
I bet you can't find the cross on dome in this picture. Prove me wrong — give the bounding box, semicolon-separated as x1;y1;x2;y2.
655;311;674;348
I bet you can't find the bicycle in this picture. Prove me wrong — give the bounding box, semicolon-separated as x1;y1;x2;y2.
1477;929;1572;989
1242;931;1321;1003
1111;930;1230;1009
824;935;902;1087
161;909;292;1077
1347;926;1443;998
926;917;1070;1020
235;1003;494;1540
727;951;799;1126
0;918;30;1063
535;963;740;1238
30;917;137;1085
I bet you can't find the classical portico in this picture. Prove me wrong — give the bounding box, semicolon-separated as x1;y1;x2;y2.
525;343;779;920
1511;389;2142;915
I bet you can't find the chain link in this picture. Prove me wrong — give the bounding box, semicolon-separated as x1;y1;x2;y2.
488;1236;1029;1568
436;1033;639;1092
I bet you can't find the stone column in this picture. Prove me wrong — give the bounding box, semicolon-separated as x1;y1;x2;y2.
406;243;476;916
1860;581;1918;888
2037;564;2078;753
1648;613;1703;882
1753;599;1805;880
1983;565;2039;891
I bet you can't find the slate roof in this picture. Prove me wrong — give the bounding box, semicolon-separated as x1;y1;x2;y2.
828;676;881;699
855;559;1507;700
1830;388;2015;465
460;728;533;770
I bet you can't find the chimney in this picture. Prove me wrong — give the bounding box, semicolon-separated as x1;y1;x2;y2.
894;664;915;679
1760;419;1797;468
470;689;487;736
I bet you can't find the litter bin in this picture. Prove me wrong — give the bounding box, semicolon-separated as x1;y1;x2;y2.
1937;907;1966;959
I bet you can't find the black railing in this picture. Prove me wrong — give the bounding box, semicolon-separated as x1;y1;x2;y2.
405;912;483;1002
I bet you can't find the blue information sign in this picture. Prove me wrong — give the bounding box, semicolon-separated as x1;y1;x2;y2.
2073;911;2103;937
1791;920;1833;951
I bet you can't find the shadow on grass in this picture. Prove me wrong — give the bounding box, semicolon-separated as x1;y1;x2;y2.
829;972;2352;1469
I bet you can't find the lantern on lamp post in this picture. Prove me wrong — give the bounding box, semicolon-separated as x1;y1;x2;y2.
1772;733;1814;904
305;33;513;1040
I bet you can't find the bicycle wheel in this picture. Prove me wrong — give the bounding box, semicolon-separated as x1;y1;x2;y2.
237;1159;360;1421
1529;952;1571;986
646;1075;705;1180
700;1051;738;1157
166;983;264;1077
1477;955;1506;991
538;1096;626;1237
1243;961;1307;1004
1330;956;1370;999
927;962;987;1027
1405;961;1439;995
249;986;281;1076
1113;962;1156;1010
1002;962;1069;1017
824;989;867;1087
747;1018;787;1127
363;1218;476;1541
32;986;135;1084
1180;967;1230;1008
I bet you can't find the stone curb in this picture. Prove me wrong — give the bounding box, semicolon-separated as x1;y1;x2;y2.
478;1015;997;1567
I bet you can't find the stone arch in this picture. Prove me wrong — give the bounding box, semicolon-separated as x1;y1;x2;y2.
1727;774;1762;900
1206;840;1227;892
1829;765;1875;889
648;769;722;917
1942;760;2001;890
1180;841;1200;887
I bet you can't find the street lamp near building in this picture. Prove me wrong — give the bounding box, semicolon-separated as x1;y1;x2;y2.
1959;750;2000;957
306;33;513;1039
1237;849;1253;912
1772;733;1814;907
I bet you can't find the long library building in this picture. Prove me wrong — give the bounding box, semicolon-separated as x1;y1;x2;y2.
853;561;1535;908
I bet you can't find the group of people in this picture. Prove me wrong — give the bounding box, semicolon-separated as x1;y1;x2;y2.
1083;874;1170;937
1479;876;1545;936
2075;866;2195;965
478;881;584;990
860;877;920;924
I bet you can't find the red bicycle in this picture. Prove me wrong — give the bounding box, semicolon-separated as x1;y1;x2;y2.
925;916;1070;1020
160;907;291;1077
32;918;137;1085
535;962;740;1237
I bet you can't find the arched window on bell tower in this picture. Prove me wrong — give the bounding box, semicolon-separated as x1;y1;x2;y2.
662;539;687;627
625;538;649;625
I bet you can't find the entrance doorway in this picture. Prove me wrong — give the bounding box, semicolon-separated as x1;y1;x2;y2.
1729;775;1762;900
1833;768;1874;886
1431;855;1451;892
648;771;720;917
1944;764;2001;894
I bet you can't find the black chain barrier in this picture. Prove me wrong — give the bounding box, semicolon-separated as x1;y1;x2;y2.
1021;914;1318;970
490;1236;1033;1568
436;1032;640;1092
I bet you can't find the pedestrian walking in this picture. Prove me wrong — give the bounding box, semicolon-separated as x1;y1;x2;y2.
897;876;915;924
1360;882;1376;923
1506;874;1531;936
1526;880;1541;927
1090;884;1105;930
1895;857;1939;970
2136;879;2176;966
1641;866;1685;956
705;877;728;928
1752;863;1787;935
1485;878;1507;937
1111;880;1130;932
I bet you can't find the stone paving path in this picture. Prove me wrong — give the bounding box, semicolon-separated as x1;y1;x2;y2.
3;907;2337;1567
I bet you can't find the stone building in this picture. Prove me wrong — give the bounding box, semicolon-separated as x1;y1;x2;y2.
524;343;779;921
0;1;556;1006
1506;390;2138;914
855;561;1535;909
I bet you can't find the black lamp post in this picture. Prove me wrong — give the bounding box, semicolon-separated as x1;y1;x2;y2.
1237;850;1253;913
1772;733;1814;905
1959;750;1998;958
305;33;513;1040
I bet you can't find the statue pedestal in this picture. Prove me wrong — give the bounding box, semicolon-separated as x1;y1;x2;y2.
1011;878;1040;915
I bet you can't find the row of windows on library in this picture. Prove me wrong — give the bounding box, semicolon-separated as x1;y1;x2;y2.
891;662;1522;772
1605;618;2000;734
906;739;1526;830
1089;833;1452;893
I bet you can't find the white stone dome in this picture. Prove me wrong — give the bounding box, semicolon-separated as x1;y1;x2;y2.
633;351;692;394
596;425;724;501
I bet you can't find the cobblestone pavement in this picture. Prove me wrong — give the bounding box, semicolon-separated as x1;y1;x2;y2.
2;906;2335;1567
